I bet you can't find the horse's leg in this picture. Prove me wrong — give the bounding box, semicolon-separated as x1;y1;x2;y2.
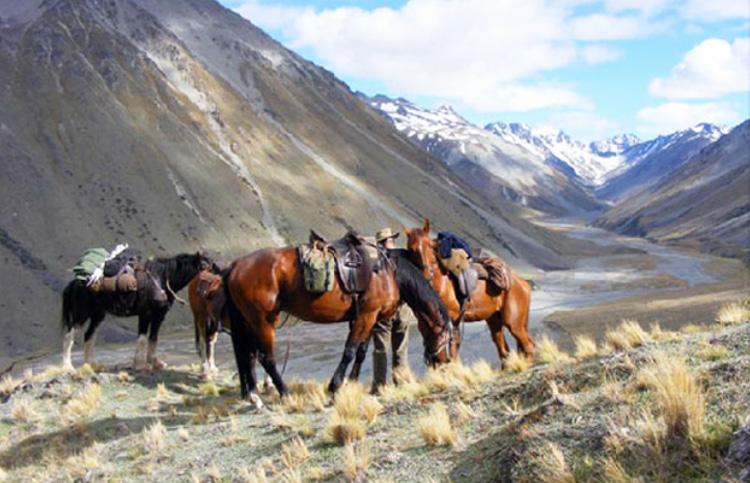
197;315;211;379
134;314;150;371
348;335;371;381
83;311;105;366
147;310;169;370
62;326;77;371
486;313;510;363
207;328;219;375
503;291;534;359
329;312;378;393
254;313;289;398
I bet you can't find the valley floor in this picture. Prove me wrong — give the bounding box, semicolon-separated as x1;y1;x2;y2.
1;312;748;482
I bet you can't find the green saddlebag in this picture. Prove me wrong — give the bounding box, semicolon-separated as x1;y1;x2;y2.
73;248;109;281
299;244;335;293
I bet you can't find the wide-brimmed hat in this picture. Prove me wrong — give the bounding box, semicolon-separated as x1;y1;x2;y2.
375;227;400;243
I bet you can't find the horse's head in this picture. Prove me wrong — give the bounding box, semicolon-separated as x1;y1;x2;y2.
416;306;456;366
404;218;437;278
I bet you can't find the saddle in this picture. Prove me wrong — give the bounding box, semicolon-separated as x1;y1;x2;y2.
309;230;375;294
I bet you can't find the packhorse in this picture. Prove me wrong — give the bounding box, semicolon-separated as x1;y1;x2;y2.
223;232;453;406
405;219;534;362
61;252;216;371
188;269;227;379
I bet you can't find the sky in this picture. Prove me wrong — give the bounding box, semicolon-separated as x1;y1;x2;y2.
221;0;750;141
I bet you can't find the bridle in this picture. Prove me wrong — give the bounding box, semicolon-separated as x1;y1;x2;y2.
423;312;454;365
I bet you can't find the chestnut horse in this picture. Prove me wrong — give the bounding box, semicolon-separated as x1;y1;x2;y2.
188;270;226;379
223;244;452;405
405;219;534;362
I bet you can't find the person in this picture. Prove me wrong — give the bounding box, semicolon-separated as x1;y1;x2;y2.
371;227;411;394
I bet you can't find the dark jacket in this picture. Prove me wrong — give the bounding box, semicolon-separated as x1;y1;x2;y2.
437;231;473;259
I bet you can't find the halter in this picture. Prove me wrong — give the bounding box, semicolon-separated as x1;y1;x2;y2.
423;313;454;365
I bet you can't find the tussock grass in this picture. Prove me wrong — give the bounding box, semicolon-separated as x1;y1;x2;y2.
425;359;497;392
696;341;729;361
177;428;190;441
279;468;302;483
73;363;96;381
63;443;101;480
600;457;631;483
143;420;167;453
0;374;21;397
281;437;310;468
716;301;749;325
117;371;133;383
605;330;632;351
536;336;573;365
532;442;574;483
680;324;704;334
573;335;598;360
342;442;370;482
62;383;102;426
454;400;476;423
637;352;705;442
272;410;314;437
10;397;38;424
155;383;170;400
306;466;327;481
326;382;381;444
504;350;531;372
197;381;219;397
378;379;430;402
239;466;268;483
605;319;651;352
206;464;222;482
417;402;457;446
281;380;328;412
649;323;679;342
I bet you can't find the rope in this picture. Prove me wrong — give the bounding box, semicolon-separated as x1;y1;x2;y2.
165;279;188;305
280;313;295;375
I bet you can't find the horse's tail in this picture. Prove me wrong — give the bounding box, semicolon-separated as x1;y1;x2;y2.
61;280;76;333
221;264;241;332
194;315;201;356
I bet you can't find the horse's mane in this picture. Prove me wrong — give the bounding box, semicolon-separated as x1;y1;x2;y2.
387;249;451;328
145;253;210;288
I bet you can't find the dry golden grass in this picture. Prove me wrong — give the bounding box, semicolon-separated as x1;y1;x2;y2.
573;335;598;360
532;442;574;483
504;350;532;373
649;323;679;342
0;374;21;397
425;359;497;393
696;341;729;361
600;457;631;483
454;400;476;423
177;428;190;441
417;402;457;446
326;412;367;444
62;383;102;426
377;379;430;402
143;420;167;453
117;371;133;384
680;324;704;334
278;468;302;483
239;466;268;483
306;466;328;481
155;383;169;400
206;464;222;482
716;301;750;325
536;336;573;365
31;365;67;383
197;381;220;397
637;352;705;441
281;437;310;469
10;397;38;424
72;363;96;381
62;443;101;480
393;366;416;385
342;442;370;482
620;319;651;346
325;382;382;443
272;410;315;437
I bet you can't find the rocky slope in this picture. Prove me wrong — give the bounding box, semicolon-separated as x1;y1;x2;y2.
0;0;590;359
596;120;750;263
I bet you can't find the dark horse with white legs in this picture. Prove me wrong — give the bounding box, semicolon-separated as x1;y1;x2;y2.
223;242;453;406
61;253;216;371
405;219;534;362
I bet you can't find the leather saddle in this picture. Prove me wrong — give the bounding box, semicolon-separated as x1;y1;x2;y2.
309;230;374;294
196;271;226;324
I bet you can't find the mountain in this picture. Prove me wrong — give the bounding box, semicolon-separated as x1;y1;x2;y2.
485;122;640;186
595;120;750;262
597;123;728;202
0;0;589;360
363;95;605;216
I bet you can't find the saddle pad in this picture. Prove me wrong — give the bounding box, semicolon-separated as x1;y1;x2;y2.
476;256;512;291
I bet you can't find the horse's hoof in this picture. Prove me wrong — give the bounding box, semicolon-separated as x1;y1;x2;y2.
150;358;168;371
62;362;75;373
247;392;265;411
134;360;150;372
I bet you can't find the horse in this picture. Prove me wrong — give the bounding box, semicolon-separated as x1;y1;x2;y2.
223;240;453;406
188;269;227;379
404;219;534;362
61;252;215;371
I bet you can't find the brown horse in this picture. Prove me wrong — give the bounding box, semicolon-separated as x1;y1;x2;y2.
223;242;452;405
188;270;226;379
404;219;534;362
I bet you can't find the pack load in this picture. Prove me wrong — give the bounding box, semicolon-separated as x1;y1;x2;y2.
474;255;512;291
73;244;141;293
298;242;336;294
436;231;473;278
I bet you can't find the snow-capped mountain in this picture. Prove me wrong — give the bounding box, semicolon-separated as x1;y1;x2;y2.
485;122;640;186
363;95;604;216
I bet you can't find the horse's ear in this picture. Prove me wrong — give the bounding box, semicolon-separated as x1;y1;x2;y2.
422;218;430;234
402;225;411;237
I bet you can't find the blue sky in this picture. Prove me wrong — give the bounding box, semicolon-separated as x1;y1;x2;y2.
222;0;749;141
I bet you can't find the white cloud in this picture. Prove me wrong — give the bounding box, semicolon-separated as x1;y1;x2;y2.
649;37;750;99
681;0;750;22
581;44;623;63
603;0;670;15
233;0;659;112
636;101;741;134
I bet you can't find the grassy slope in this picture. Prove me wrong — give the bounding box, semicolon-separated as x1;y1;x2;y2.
1;307;749;482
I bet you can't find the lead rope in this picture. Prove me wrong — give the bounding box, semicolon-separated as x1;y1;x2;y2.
165;279;188;305
279;312;293;375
